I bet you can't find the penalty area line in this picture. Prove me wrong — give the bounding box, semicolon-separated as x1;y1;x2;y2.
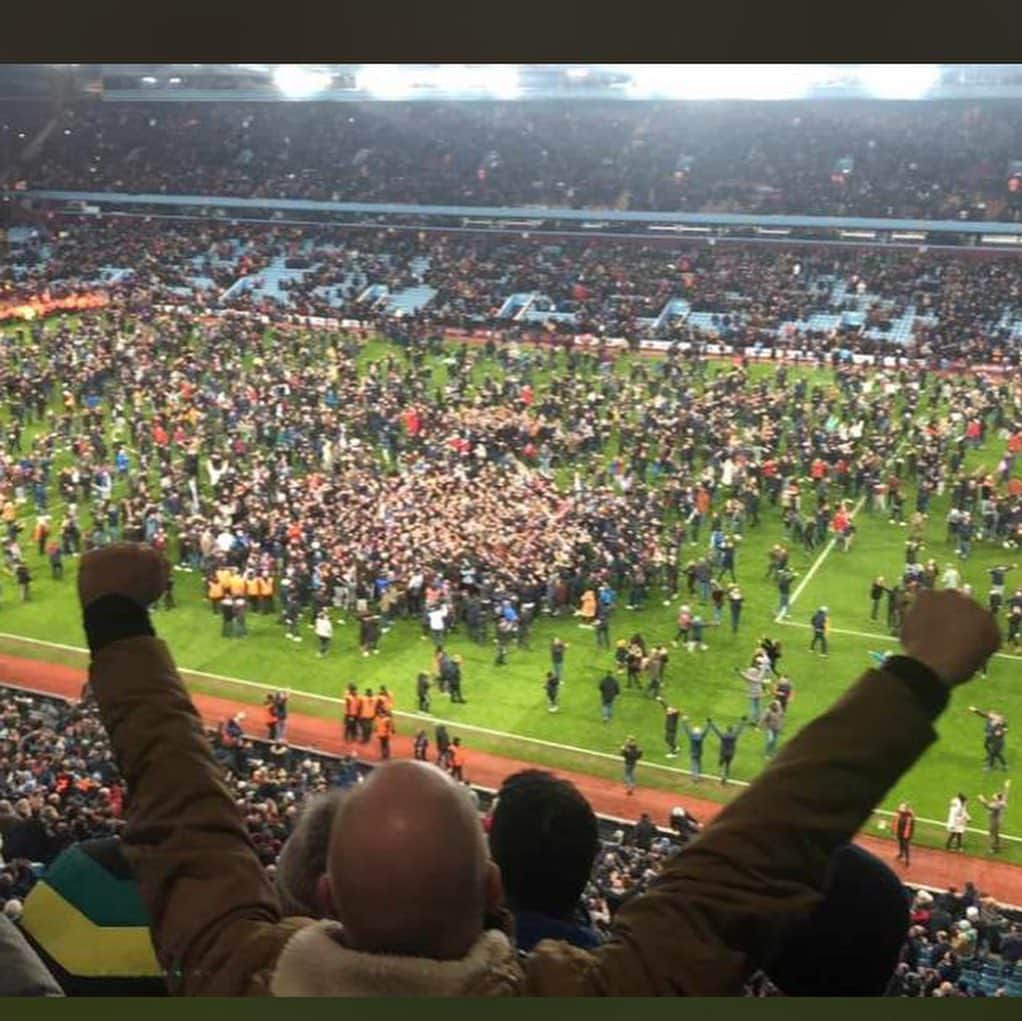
775;493;867;624
776;619;1022;662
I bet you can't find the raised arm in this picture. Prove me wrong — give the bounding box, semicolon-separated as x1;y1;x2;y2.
80;546;309;995
707;720;723;740
531;591;1000;996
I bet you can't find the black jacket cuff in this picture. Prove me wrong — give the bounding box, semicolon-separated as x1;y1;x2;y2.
882;655;949;719
84;594;156;654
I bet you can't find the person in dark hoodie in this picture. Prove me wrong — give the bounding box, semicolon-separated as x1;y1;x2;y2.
488;770;602;953
434;723;451;766
416;672;431;713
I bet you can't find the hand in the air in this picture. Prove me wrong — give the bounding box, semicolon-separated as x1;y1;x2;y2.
78;543;170;610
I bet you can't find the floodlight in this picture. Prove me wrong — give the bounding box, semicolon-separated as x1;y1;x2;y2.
625;64;822;101
737;65;823;101
483;65;520;99
858;64;940;100
625;66;688;99
356;65;413;99
419;65;521;99
272;65;331;99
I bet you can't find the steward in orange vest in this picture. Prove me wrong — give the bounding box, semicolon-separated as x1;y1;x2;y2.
448;737;466;781
374;711;396;760
263;694;279;740
357;688;377;744
343;685;360;743
208;578;224;614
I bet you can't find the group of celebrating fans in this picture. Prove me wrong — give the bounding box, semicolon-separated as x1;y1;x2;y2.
0;261;1015;806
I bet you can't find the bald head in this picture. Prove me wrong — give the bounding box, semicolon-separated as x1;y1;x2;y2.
325;760;496;960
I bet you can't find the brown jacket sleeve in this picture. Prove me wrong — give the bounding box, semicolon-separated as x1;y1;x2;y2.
90;636;310;995
526;666;944;996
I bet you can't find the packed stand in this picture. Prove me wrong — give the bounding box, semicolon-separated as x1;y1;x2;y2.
886;887;1022;996
6;218;1022;368
3;658;1019;996
13;100;1022;221
0;684;703;993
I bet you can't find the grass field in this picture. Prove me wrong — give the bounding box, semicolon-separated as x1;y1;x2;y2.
1;317;1020;863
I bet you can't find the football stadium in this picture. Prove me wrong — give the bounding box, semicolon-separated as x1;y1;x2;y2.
0;62;1021;996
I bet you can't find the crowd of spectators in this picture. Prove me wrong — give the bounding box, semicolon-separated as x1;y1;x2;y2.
3;683;1021;996
12;99;1022;221
5;218;1022;368
0;685;693;982
0;685;121;884
886;887;1022;996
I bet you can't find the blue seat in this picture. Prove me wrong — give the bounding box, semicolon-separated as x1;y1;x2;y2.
979;973;1003;996
1003;977;1022;998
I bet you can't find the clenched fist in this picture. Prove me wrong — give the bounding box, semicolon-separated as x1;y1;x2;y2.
78;543;170;611
900;589;1001;688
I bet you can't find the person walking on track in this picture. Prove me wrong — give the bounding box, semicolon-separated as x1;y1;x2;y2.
978;782;1010;854
894;802;914;867
946;793;971;852
621;736;642;795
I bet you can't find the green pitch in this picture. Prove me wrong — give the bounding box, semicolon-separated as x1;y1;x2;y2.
0;320;1019;863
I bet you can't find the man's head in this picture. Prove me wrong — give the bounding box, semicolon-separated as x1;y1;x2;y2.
321;761;498;960
276;789;347;918
488;770;598;921
766;844;910;995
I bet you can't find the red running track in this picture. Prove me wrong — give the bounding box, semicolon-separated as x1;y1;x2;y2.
4;651;1021;906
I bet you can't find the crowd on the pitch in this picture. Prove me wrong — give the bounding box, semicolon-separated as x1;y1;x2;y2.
0;255;1020;658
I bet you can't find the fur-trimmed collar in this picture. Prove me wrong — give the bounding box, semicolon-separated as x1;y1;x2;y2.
270;921;524;997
